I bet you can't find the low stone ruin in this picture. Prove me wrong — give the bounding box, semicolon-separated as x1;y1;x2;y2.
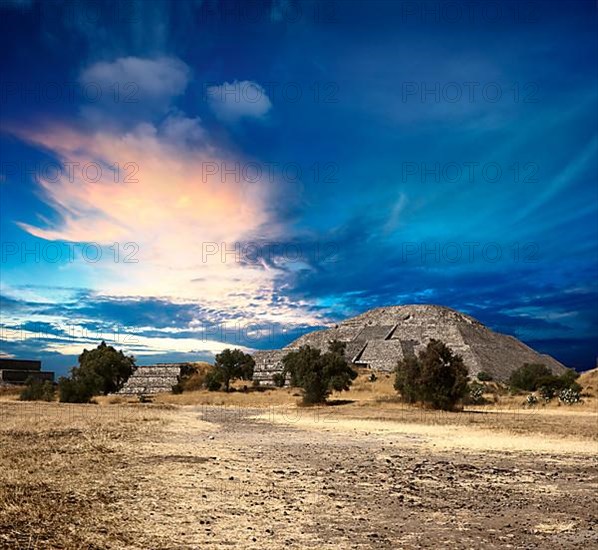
252;304;567;386
251;350;289;387
117;363;192;395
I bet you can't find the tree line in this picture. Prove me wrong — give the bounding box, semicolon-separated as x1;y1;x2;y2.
19;339;581;410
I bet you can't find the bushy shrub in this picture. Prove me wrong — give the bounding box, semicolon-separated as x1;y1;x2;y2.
560;369;582;393
538;384;556;402
368;372;378;382
525;394;538;407
58;375;97;403
171;383;183;394
509;363;552;392
477;371;493;382
467;381;485;404
19;377;55;402
559;387;581;405
536;374;566;393
204;369;223;391
281;341;357;405
511;365;581;399
272;372;286;388
394;340;469;411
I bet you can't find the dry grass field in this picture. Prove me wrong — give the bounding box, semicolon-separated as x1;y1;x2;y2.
0;401;174;548
1;370;597;549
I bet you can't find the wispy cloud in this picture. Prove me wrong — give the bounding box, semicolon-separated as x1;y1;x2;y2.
206;80;273;123
78;56;191;123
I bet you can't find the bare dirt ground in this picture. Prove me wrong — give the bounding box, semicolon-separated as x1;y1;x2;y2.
1;399;597;549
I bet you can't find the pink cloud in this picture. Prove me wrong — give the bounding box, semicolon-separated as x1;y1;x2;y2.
2;56;325;333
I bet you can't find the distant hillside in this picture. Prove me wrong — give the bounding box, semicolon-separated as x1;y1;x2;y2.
579;368;598;397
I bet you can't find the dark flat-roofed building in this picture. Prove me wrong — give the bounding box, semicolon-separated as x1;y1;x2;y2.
0;358;55;385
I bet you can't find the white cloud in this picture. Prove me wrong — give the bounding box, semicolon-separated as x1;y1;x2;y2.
79;56;191;122
206;80;272;122
384;193;408;233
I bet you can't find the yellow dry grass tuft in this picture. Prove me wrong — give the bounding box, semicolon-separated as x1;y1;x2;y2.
154;386;300;407
0;385;22;399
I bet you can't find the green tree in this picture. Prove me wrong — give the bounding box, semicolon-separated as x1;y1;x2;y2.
204;368;224;391
282;341;357;405
508;363;552;392
284;345;322;389
393;354;422;404
213;348;255;392
77;341;136;395
58;341;136;403
394;339;469;411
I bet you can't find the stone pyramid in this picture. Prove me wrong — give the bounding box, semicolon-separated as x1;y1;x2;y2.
252;305;567;386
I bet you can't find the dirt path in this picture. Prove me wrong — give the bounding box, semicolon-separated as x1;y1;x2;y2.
121;406;598;549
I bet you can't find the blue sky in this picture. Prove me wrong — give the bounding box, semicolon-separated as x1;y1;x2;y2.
1;0;597;375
